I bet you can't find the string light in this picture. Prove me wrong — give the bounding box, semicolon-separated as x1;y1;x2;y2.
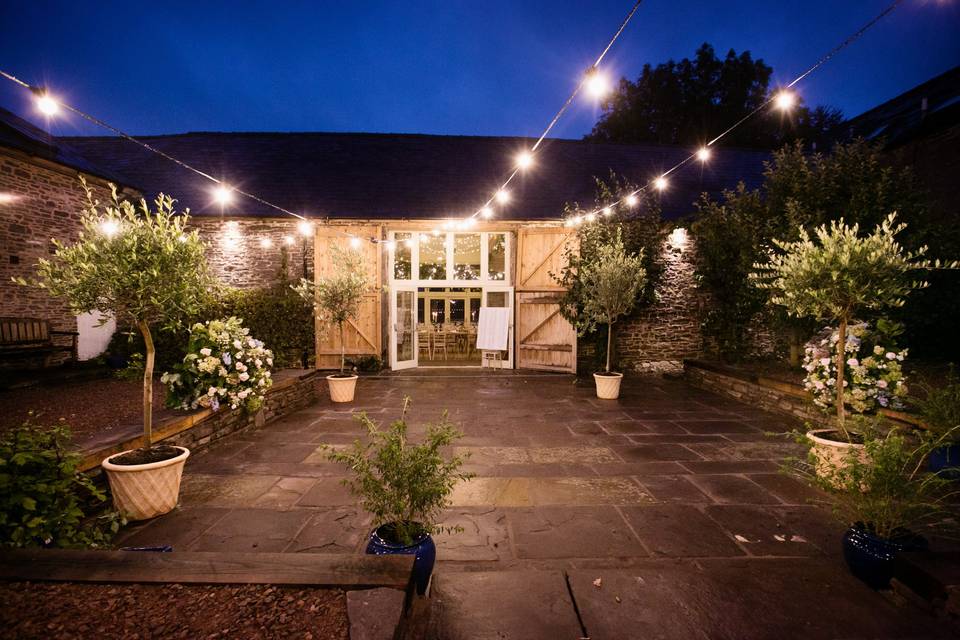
34;90;59;116
696;147;711;162
624;194;638;207
601;206;613;216
480;206;493;219
259;237;273;249
515;151;534;170
213;185;234;206
773;90;796;111
585;69;611;99
99;219;120;238
495;189;510;205
654;176;668;191
585;212;597;223
297;220;314;236
283;235;295;246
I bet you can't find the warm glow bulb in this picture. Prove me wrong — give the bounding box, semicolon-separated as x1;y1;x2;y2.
774;90;796;111
480;206;493;219
516;151;534;170
625;194;638;207
697;147;711;162
585;212;597;223
495;189;510;205
259;237;273;249
213;185;234;206
585;69;611;99
654;176;668;191
297;220;314;237
36;94;59;116
574;215;584;225
283;235;295;246
601;206;613;216
99;219;120;238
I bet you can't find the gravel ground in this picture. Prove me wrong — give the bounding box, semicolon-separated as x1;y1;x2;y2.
0;378;167;442
0;582;349;639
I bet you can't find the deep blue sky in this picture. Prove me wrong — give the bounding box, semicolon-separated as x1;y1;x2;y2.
0;1;957;139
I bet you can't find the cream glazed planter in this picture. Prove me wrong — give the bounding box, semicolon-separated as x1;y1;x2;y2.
327;374;359;403
594;372;624;399
101;446;190;521
807;429;868;485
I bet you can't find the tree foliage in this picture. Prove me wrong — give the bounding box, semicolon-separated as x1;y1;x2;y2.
294;245;370;374
326;397;473;546
18;179;216;448
587;43;843;149
752;214;954;436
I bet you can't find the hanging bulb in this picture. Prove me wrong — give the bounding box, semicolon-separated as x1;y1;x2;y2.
773;90;796;111
515;151;534;170
495;189;510;204
35;90;59;116
585;68;611;99
213;185;234;206
585;212;597;223
697;147;711;162
654;176;668;191
601;206;613;216
99;219;120;238
480;206;493;219
625;194;638;207
297;220;314;236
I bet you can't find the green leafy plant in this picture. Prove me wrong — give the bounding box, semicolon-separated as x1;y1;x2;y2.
294;245;370;375
918;367;960;444
221;284;314;368
794;418;959;541
17;179;216;451
568;228;647;373
0;420;122;548
752;214;955;439
325;397;473;546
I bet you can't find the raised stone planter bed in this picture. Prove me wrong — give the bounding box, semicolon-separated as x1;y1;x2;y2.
80;369;321;473
683;359;926;430
0;549;421;640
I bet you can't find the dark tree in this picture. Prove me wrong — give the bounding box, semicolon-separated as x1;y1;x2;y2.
586;43;843;149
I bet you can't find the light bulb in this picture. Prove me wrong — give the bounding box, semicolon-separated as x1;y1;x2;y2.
495;189;510;205
259;237;273;249
774;90;796;111
585;69;610;99
625;194;638;207
297;220;314;237
480;206;493;219
654;176;668;191
213;185;234;206
585;212;597;223
602;206;613;216
36;93;59;116
516;150;534;170
283;235;295;246
99;219;120;238
697;147;711;162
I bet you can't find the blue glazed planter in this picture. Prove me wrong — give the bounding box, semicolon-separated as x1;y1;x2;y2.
365;523;436;595
842;525;909;589
928;444;960;480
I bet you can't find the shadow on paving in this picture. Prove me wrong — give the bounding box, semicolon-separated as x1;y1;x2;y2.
114;372;950;639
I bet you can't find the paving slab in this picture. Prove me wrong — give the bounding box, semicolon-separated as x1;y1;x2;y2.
287;507;372;554
188;508;313;552
116;506;231;550
179;473;281;507
703;505;825;556
431;570;583;640
686;474;781;504
435;507;511;562
507;506;646;558
620;505;745;557
568;560;949;640
636;475;713;504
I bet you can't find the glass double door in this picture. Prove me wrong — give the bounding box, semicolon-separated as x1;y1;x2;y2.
390;285;514;370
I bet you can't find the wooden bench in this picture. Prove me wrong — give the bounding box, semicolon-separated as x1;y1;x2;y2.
0;317;78;365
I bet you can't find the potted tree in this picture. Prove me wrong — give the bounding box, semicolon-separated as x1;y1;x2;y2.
574;229;646;399
797;418;959;589
295;244;369;403
753;214;954;473
18;181;215;520
325;397;472;594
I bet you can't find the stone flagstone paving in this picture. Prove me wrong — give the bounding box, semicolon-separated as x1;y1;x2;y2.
117;372;951;639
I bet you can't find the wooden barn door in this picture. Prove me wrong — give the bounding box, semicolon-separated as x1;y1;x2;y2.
515;228;578;373
313;225;382;370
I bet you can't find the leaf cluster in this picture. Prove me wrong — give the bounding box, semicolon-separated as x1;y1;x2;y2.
294;245;369;328
0;420;122;548
572;228;647;335
325;398;473;546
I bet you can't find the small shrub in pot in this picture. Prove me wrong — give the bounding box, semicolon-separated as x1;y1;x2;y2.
917;368;960;477
324;397;473;594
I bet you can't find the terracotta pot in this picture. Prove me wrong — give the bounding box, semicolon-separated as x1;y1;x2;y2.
102;446;190;521
807;429;868;486
327;374;359;403
593;372;623;400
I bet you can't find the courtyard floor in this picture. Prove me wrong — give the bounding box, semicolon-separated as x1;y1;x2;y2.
117;371;950;639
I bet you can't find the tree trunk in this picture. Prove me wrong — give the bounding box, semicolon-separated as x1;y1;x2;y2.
606;319;614;373
339;322;346;375
137;320;155;449
787;326;801;368
835;315;849;440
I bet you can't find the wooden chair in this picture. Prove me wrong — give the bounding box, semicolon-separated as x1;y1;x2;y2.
417;330;432;360
433;331;448;360
444;331;459;358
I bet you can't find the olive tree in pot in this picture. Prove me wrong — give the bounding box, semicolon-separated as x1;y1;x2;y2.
18;181;215;520
794;417;959;589
574;229;646;399
325;397;473;594
752;214;955;473
295;244;369;402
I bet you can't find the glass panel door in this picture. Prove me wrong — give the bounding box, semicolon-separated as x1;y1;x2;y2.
481;286;514;368
391;285;417;370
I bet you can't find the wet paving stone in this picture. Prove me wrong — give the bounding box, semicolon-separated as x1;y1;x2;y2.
686;474;782;504
507;506;645;558
620;505;745;557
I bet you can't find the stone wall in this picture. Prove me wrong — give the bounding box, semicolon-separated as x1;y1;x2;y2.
611;232;706;374
0;148;120;365
190;217;314;289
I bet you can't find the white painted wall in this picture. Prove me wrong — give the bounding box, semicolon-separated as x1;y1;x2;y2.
77;312;115;360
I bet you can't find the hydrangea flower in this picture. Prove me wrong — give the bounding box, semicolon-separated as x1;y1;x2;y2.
162;316;274;413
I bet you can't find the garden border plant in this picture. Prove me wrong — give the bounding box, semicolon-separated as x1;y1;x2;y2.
17;179;216;520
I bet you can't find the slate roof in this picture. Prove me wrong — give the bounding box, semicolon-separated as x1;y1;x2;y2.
0;107;129;184
60;131;770;221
